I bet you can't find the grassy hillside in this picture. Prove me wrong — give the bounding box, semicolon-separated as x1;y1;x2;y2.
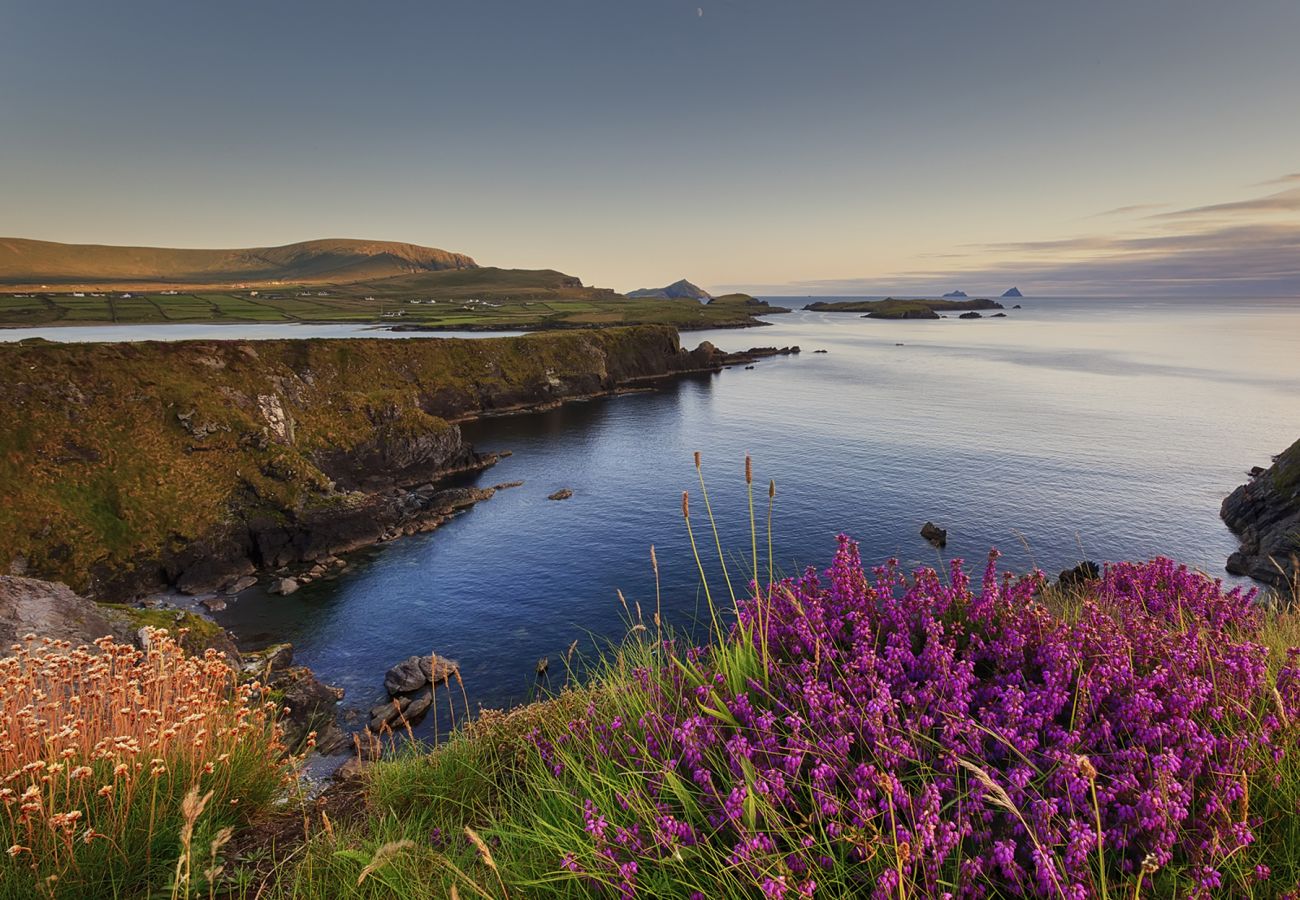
0;269;781;330
0;237;476;287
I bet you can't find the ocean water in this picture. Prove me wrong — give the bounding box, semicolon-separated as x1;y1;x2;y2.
210;298;1300;731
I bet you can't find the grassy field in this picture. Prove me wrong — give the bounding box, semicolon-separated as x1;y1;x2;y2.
0;270;787;331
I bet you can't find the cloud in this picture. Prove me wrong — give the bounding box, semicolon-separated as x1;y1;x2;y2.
1255;173;1300;187
1089;203;1168;218
729;222;1300;298
723;174;1300;298
1151;186;1300;219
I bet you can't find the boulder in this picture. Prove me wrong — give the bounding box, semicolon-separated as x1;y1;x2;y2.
958;311;983;319
271;577;299;596
0;576;133;649
548;488;574;501
1057;561;1101;588
223;575;258;595
199;596;228;613
920;521;947;549
384;656;428;695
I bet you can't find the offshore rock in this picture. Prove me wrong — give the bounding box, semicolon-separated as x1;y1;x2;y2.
920;521;947;548
1222;437;1300;589
1058;561;1102;588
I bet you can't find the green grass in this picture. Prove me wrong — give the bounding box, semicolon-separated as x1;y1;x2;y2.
0;273;784;331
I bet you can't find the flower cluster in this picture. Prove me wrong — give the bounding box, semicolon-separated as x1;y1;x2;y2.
536;538;1300;897
0;629;286;893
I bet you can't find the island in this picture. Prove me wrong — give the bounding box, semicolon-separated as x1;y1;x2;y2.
1002;286;1024;298
626;278;712;302
803;297;1005;319
941;290;969;298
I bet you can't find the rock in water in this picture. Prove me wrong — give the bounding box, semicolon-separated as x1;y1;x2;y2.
1002;287;1023;298
271;577;299;595
958;311;983;319
920;522;947;548
548;488;574;501
1058;561;1101;588
384;656;429;695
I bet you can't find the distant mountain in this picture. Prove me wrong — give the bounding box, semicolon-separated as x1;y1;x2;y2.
0;237;477;287
1001;287;1024;298
942;290;968;298
627;278;712;303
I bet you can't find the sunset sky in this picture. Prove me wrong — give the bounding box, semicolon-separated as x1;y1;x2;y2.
3;1;1298;296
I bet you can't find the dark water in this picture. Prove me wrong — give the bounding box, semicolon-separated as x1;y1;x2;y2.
212;298;1300;728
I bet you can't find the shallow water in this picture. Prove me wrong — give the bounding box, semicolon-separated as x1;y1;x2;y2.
211;297;1300;726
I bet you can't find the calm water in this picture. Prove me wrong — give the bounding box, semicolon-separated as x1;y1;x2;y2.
210;297;1300;731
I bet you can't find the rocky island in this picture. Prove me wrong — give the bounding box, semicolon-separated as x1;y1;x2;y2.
804;297;1005;319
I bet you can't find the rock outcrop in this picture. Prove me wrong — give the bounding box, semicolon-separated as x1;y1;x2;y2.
1002;287;1024;298
1222;437;1300;589
370;653;460;732
0;576;134;648
920;522;947;548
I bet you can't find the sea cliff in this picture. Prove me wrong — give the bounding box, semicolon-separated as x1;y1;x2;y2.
1222;436;1300;589
0;326;774;597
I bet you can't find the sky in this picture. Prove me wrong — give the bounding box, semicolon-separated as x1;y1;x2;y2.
2;0;1298;297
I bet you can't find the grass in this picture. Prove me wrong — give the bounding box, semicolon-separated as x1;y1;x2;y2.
261;460;1300;899
0;271;785;331
0;630;292;899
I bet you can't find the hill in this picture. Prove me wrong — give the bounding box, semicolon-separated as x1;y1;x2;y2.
627;278;712;302
0;237;477;288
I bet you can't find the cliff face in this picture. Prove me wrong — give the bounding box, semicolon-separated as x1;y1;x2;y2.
1222;437;1300;589
0;327;731;597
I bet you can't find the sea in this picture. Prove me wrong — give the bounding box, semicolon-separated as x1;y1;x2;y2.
20;298;1300;733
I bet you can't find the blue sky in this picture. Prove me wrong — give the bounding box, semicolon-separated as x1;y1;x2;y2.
2;1;1298;296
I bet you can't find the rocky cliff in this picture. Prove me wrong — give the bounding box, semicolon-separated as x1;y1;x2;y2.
1222;437;1300;590
0;327;753;597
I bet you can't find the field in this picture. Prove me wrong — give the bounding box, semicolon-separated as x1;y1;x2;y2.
0;270;787;331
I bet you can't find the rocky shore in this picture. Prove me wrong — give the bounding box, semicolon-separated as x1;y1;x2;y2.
1222;436;1300;590
0;327;797;599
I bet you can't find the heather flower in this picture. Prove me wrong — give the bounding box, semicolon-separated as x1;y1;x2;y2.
535;538;1300;897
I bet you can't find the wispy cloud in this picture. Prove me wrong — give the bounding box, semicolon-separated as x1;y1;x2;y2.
1089;203;1168;218
1255;173;1300;187
726;176;1300;298
1152;186;1300;220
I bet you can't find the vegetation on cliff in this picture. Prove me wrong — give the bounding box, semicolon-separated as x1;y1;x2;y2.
0;327;733;595
0;630;290;899
5;465;1300;897
272;536;1300;899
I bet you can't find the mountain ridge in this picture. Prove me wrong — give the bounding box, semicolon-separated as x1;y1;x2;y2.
0;237;477;287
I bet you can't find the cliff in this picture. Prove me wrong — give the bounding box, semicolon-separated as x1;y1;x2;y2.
1222;437;1300;589
0;327;750;597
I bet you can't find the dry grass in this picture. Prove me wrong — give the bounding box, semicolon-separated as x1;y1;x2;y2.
0;629;290;898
